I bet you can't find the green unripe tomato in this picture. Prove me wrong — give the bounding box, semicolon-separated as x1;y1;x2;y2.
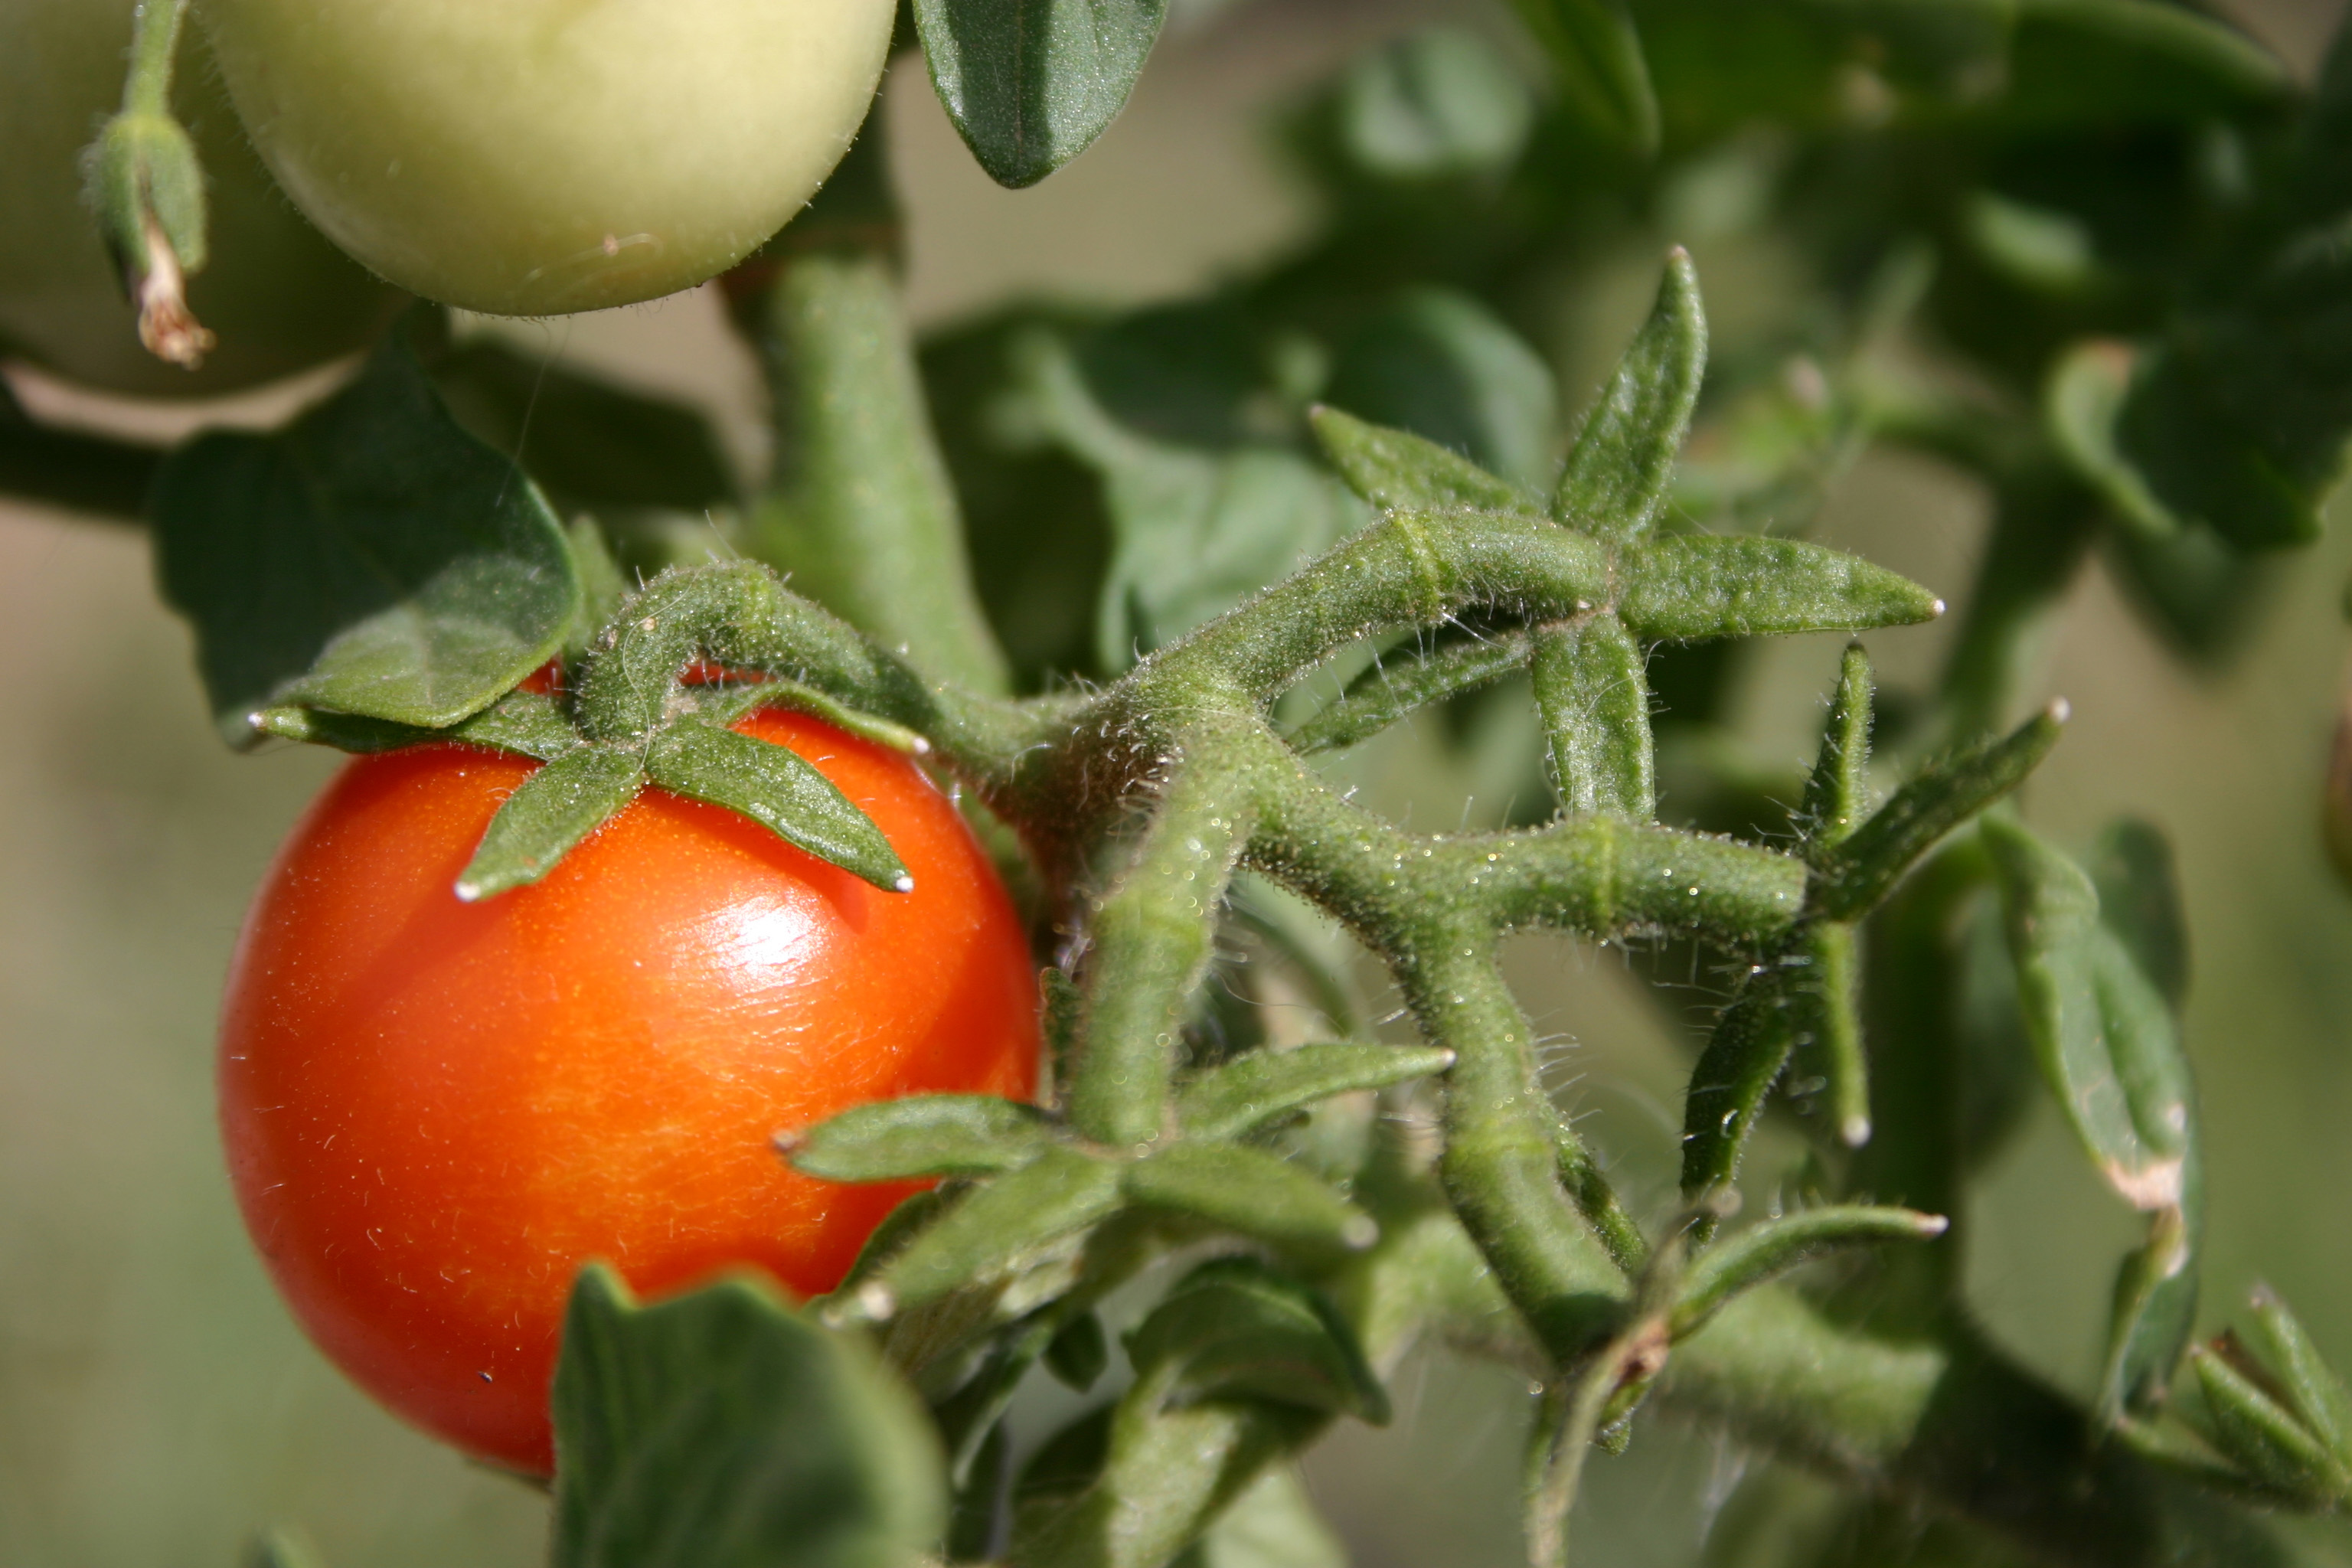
0;0;402;397
195;0;898;318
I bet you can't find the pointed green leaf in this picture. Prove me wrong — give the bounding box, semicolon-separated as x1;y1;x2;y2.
645;721;909;894
1530;612;1653;818
691;681;934;759
1984;816;2193;1210
1127;1257;1389;1424
1678;976;1799;1221
2092;817;2190;1016
1557;250;1704;541
1617;536;1943;642
1802;920;1871;1149
871;1147;1125;1317
2246;1286;2352;1465
456;746;645;903
1508;0;1658;155
785;1095;1060;1183
2189;1343;2352;1508
1175;1043;1455;1142
552;1267;946;1568
1307;407;1537;515
1672;1206;1947;1339
2047;340;2180;541
154;320;580;746
256;688;584;761
1800;644;1873;855
1328;288;1560;491
1552;1115;1648;1273
1810;706;2064;922
915;0;1166;189
1046;1311;1110;1393
1123;1144;1377;1262
1326;28;1535;184
1285;629;1533;755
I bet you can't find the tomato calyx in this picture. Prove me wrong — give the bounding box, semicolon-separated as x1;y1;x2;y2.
251;632;927;903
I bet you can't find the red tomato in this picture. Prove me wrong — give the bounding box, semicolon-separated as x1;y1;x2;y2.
219;708;1039;1475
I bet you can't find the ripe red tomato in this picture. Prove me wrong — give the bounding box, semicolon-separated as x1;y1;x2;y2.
219;708;1039;1475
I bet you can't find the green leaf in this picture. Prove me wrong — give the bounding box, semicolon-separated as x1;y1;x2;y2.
870;1147;1125;1317
430;338;736;514
1802;919;1870;1149
1556;250;1704;542
644;721;909;894
1175;1043;1456;1142
2188;1343;2352;1508
1174;1465;1348;1568
154;320;580;746
1285;629;1534;755
1508;0;1658;155
1672;1207;1947;1339
245;1526;327;1568
2099;1182;2200;1423
1046;1312;1111;1393
1800;644;1873;856
551;1267;946;1568
0;381;162;521
1307;407;1537;515
1531;612;1653;819
1810;706;2064;922
2246;1286;2352;1465
915;0;1166;188
785;1095;1060;1182
1122;1144;1378;1262
456;746;645;903
256;688;584;761
1126;1257;1389;1424
1983;816;2193;1210
1616;536;1943;643
2047;341;2179;541
2003;0;2290;129
1326;28;1536;184
1327;288;1560;491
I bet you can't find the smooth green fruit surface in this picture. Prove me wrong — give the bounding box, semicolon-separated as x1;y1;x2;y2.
0;0;402;397
196;0;897;317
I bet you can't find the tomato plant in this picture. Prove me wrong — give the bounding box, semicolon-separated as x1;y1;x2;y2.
194;0;899;316
218;707;1039;1475
0;0;399;395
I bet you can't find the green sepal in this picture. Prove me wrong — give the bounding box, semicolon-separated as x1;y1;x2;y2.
1800;645;1873;855
2245;1286;2352;1464
1809;705;2065;922
1125;1257;1390;1425
1983;815;2194;1210
645;720;909;893
1671;1206;1948;1340
1530;612;1653;818
1554;1118;1649;1273
456;746;646;903
1555;250;1705;543
86;109;207;279
1507;0;1658;156
1174;1043;1456;1142
783;1095;1060;1182
866;1147;1125;1318
914;0;1166;188
1615;537;1943;643
2099;1190;2200;1424
1122;1143;1379;1263
1045;1312;1110;1394
1285;630;1534;755
154;316;580;746
1308;407;1542;517
1677;975;1799;1220
1802;920;1871;1148
691;680;934;758
254;688;583;762
2187;1342;2352;1508
550;1266;946;1568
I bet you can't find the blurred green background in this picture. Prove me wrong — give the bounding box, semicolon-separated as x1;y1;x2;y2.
6;0;2352;1563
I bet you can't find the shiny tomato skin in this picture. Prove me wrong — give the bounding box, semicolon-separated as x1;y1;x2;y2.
220;708;1038;1475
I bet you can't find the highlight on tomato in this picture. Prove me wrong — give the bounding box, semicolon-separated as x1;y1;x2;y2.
217;707;1040;1475
0;0;402;397
195;0;900;317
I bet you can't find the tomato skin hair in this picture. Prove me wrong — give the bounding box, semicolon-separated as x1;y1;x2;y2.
219;709;1039;1475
